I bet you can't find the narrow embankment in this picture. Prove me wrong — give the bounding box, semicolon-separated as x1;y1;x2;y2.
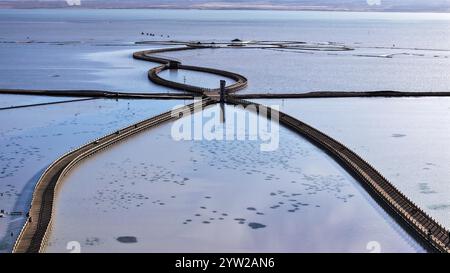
234;91;450;99
0;89;196;100
4;89;450;101
0;98;97;111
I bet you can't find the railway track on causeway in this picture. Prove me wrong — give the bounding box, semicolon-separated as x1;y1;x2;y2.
11;44;450;253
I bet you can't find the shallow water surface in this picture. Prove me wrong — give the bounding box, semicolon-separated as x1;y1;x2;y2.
46;105;422;253
1;9;450;92
159;69;234;90
255;97;450;230
0;98;189;252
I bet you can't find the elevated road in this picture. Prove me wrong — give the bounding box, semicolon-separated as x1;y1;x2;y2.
133;46;248;94
230;98;450;253
12;98;214;253
10;44;450;253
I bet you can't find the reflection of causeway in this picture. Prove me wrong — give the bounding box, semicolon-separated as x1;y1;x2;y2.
11;43;450;253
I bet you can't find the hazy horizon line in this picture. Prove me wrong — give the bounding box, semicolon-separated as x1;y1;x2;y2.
1;6;450;13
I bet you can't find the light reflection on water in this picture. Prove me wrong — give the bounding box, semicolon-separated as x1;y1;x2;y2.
46;105;423;253
254;97;450;230
159;69;234;90
1;9;450;92
0;98;189;252
0;9;446;253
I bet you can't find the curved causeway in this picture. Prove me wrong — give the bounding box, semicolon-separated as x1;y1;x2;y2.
12;44;450;253
133;46;248;94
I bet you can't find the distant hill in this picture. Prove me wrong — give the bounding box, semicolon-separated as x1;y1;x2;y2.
1;0;450;12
